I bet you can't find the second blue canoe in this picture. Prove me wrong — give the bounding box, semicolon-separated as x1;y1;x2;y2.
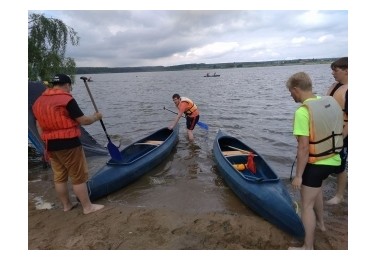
213;129;305;238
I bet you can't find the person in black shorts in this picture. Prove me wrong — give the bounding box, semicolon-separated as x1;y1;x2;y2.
286;72;344;250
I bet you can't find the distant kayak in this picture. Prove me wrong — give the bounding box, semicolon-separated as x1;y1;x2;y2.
204;74;220;77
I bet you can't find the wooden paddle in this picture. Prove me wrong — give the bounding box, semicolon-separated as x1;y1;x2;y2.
135;140;163;146
226;146;258;155
80;77;123;162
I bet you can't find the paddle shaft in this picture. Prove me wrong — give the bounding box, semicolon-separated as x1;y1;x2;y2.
164;106;184;118
80;77;112;142
227;145;255;155
79;77;123;162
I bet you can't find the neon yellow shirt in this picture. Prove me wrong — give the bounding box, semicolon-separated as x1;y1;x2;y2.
293;97;341;166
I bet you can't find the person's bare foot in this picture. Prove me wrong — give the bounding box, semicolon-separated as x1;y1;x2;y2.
83;204;104;215
325;196;344;205
63;202;78;212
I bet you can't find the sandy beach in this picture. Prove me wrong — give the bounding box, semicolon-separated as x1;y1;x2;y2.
28;165;347;250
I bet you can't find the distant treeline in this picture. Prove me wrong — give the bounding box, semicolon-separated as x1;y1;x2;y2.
75;58;336;75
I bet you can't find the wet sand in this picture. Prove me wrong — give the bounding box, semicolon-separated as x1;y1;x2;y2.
28;164;347;250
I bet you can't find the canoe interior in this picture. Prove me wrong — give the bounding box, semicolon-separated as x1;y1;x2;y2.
107;127;174;165
218;136;279;182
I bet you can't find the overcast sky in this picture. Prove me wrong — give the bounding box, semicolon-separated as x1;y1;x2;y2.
29;10;348;68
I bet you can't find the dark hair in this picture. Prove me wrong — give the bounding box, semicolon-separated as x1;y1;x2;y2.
331;57;348;70
172;94;180;99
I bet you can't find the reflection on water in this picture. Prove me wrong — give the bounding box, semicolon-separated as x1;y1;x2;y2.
29;64;334;213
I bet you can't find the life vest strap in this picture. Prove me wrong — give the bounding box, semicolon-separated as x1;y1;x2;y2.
309;132;343;145
184;102;195;115
309;131;343;157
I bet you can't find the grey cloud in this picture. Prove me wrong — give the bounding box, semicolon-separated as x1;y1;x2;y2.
34;10;348;67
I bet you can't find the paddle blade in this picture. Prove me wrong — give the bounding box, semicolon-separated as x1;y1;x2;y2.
197;121;209;130
107;141;123;162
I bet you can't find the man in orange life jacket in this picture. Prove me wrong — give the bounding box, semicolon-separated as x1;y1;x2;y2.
168;94;200;141
286;72;343;250
32;73;104;215
325;57;348;205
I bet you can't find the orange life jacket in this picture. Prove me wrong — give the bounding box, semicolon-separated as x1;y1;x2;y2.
32;88;81;142
302;96;343;163
180;97;198;116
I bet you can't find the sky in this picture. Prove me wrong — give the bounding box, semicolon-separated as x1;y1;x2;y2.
29;10;348;68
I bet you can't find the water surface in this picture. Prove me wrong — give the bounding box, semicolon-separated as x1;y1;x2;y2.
29;64;335;213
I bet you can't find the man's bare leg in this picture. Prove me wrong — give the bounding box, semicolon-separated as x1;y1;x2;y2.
55;182;76;211
187;129;194;141
326;171;347;205
314;188;326;231
73;183;104;214
289;185;321;250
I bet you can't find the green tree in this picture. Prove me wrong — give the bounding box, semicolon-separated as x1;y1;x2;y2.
28;13;80;82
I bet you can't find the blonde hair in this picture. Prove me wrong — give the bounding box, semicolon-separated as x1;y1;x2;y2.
286;72;312;91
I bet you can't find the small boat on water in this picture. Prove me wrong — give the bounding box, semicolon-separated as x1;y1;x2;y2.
213;129;305;238
204;74;220;77
87;126;179;201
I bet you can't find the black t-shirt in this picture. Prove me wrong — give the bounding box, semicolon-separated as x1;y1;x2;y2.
47;98;85;151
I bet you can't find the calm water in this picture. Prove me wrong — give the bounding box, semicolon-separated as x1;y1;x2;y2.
30;64;335;213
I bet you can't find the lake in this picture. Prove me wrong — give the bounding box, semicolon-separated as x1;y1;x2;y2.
30;63;335;213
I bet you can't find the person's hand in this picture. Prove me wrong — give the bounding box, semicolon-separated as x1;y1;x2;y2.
93;112;102;121
291;176;302;190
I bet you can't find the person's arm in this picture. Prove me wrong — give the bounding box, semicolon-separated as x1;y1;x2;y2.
291;106;310;189
76;112;102;125
168;102;187;129
67;98;102;126
292;135;309;189
168;110;185;130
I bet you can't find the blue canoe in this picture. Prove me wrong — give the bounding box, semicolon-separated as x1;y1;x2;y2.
213;130;305;238
87;126;179;201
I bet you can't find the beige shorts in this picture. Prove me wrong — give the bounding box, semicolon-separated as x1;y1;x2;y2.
49;146;89;185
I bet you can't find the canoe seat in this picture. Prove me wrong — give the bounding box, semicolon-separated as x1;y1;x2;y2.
135;140;163;146
145;140;163;145
223;150;247;156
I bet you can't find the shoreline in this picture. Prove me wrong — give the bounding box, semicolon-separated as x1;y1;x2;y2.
28;170;347;250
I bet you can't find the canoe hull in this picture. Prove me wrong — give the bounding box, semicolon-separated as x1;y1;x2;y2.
213;130;305;238
87;127;179;201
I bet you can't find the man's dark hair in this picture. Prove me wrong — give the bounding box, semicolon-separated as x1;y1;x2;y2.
331;57;348;70
172;93;180;99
